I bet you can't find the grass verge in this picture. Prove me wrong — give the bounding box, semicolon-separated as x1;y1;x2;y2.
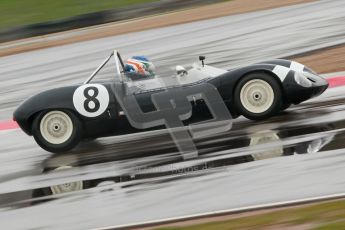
0;0;158;30
155;199;345;230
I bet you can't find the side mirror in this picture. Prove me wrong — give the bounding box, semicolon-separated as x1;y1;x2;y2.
176;65;188;76
199;56;206;67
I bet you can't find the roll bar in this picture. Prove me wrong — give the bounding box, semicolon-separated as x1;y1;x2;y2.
84;50;125;84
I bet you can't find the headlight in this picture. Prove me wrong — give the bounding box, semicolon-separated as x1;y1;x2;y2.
294;72;312;87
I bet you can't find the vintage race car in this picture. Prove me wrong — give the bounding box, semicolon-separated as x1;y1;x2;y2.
13;50;328;153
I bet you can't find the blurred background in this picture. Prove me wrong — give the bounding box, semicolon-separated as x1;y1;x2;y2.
1;0;345;229
0;0;158;29
0;0;222;42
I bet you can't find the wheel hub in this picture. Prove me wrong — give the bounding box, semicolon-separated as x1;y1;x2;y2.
47;117;67;138
40;111;74;145
253;93;262;101
53;124;60;131
240;79;274;114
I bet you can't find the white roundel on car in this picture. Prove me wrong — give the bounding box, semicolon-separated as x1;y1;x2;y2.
73;84;109;117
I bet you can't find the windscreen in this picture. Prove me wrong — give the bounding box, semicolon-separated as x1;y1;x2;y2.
92;57;118;82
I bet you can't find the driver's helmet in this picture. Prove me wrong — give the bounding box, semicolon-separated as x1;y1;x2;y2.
124;56;155;77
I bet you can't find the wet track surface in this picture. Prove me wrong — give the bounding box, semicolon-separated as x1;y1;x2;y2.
1;85;345;229
1;1;345;229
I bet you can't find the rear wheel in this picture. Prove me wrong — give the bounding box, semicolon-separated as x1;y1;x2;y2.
32;110;82;153
281;102;291;111
234;73;282;120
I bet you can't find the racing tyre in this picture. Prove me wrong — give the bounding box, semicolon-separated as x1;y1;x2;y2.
281;102;291;111
234;73;282;120
32;110;83;153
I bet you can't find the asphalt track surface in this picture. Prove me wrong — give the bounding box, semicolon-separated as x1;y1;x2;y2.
1;1;345;229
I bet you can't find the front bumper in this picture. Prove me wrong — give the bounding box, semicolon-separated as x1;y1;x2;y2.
13;107;33;136
284;72;329;104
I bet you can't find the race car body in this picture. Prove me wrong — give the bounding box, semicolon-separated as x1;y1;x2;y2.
13;50;328;153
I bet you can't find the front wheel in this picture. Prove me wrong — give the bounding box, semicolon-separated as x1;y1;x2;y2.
32;110;83;153
234;73;282;120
